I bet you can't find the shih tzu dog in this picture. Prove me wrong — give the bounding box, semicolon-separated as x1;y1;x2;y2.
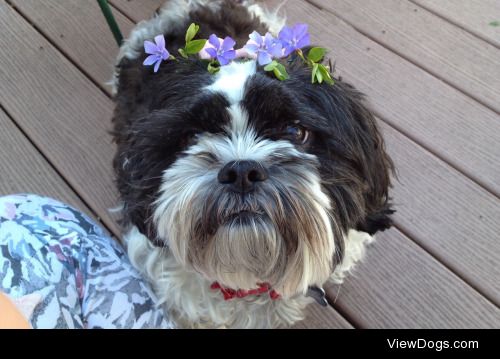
111;0;394;328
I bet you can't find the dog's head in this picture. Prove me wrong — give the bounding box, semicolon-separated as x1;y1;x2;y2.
113;52;392;297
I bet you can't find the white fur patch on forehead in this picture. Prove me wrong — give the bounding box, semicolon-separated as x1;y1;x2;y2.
227;104;249;134
205;60;256;105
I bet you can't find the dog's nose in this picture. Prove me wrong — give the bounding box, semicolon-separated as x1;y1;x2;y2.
217;160;268;193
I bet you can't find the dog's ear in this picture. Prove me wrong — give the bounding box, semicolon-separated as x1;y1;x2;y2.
337;81;395;234
111;56;168;241
113;57;151;124
282;63;395;234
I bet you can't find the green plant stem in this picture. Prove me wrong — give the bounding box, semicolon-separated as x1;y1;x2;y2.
296;49;306;63
97;0;123;46
297;48;315;68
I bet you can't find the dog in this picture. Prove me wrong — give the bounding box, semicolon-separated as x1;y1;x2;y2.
111;0;394;328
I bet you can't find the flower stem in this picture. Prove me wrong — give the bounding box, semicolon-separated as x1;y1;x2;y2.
296;48;314;68
296;49;306;62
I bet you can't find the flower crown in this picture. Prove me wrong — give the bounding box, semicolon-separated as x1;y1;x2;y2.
143;23;334;85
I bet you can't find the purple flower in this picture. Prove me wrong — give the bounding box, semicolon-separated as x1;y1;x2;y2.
244;31;283;66
204;35;237;65
278;23;310;56
143;35;170;72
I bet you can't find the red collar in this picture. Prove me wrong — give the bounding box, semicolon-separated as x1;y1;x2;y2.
211;282;281;301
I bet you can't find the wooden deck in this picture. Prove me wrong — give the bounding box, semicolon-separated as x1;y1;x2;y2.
0;0;499;328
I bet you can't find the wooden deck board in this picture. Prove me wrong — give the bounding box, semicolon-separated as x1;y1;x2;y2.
0;2;120;236
284;1;500;197
0;0;498;328
310;0;500;114
0;109;90;213
292;304;353;329
110;0;164;22
327;228;500;328
381;121;500;305
413;0;500;49
10;0;135;94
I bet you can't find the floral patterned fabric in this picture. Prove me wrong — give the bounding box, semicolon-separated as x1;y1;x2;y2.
0;194;173;329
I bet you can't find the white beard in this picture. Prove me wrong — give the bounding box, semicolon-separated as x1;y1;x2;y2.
124;226;373;328
124;226;313;328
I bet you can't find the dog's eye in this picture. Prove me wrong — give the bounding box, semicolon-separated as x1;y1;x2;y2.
284;126;310;144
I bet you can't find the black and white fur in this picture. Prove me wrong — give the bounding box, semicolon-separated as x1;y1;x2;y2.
111;0;394;328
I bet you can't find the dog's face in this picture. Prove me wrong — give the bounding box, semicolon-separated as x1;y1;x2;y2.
113;56;392;297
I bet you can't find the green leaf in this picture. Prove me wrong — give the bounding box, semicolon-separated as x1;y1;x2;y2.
489;20;500;27
273;63;289;81
318;64;334;85
316;68;324;83
178;48;188;59
185;39;207;54
311;63;319;83
307;47;326;63
185;23;200;43
264;61;279;71
208;61;220;74
263;61;288;81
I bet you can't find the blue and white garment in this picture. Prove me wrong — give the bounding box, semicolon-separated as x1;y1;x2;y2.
0;194;173;329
